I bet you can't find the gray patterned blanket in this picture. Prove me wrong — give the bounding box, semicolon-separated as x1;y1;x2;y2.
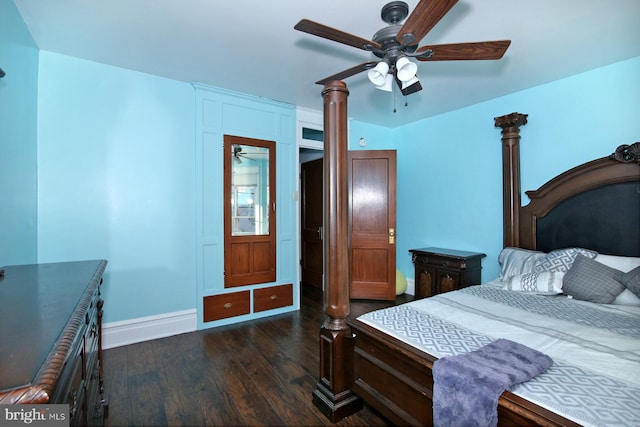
358;286;640;427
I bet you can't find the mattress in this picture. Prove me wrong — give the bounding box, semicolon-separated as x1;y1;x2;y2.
357;285;640;427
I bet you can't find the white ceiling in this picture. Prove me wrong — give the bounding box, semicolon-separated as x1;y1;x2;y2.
13;0;640;128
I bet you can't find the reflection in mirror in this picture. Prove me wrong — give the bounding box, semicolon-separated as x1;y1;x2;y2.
231;144;270;236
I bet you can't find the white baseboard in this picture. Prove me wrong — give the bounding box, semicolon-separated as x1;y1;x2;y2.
103;279;415;349
103;309;197;349
407;277;415;296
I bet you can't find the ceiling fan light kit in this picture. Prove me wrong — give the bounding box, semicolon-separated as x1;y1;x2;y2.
376;74;394;92
395;56;417;82
401;75;420;91
295;0;511;104
367;61;390;86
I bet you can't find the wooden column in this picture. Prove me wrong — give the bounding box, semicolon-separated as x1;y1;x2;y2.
312;80;362;421
494;112;528;248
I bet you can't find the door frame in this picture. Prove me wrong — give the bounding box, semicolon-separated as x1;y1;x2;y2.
296;107;326;291
297;145;324;290
300;156;324;289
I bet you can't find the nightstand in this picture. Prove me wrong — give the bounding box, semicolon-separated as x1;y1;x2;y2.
409;247;486;299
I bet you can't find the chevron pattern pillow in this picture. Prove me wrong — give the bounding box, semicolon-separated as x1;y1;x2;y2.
504;272;564;295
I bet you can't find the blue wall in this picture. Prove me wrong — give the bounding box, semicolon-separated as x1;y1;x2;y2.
0;0;39;265
36;52;197;323
388;56;640;281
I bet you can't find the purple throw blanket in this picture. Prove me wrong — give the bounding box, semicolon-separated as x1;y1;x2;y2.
432;338;553;427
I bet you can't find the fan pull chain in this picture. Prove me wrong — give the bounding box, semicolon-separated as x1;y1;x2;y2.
390;75;396;113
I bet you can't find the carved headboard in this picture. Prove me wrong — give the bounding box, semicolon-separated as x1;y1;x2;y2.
495;112;640;257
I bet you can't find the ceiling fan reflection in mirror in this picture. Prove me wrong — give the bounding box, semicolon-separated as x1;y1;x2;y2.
294;0;510;100
232;145;256;164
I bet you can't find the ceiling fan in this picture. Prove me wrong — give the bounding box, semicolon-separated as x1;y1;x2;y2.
294;0;511;95
233;145;256;163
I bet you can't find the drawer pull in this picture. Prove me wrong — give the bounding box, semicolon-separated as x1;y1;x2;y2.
223;302;233;309
270;295;278;300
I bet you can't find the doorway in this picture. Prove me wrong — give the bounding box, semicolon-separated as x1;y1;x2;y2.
300;149;323;289
299;148;397;300
348;149;397;300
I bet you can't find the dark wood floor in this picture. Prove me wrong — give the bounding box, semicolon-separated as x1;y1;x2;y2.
103;286;412;426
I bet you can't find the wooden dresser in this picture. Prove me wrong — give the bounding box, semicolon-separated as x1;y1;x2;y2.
409;247;485;299
0;260;108;426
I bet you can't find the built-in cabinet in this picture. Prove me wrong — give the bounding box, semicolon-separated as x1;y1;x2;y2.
203;284;294;322
194;84;298;329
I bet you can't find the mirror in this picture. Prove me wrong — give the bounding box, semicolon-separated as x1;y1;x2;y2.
223;135;276;287
231;144;270;236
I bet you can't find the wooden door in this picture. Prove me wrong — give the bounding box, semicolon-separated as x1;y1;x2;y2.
348;150;397;300
223;135;276;287
300;158;323;288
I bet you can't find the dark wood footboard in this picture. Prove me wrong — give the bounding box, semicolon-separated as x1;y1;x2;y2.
348;318;581;427
349;319;435;426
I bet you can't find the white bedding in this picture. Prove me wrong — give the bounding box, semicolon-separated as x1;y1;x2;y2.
357;285;640;427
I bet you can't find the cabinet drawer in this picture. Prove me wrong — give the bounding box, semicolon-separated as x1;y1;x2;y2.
85;310;99;374
436;269;461;293
254;284;293;313
411;247;485;270
413;254;468;269
203;290;250;322
85;360;104;427
55;346;85;426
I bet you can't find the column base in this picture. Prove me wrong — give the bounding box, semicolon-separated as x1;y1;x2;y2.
312;381;363;422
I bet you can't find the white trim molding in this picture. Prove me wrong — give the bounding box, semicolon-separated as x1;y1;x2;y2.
103;309;197;349
102;278;413;350
406;277;415;296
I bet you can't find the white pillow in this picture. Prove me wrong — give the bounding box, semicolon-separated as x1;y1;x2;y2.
498;247;546;280
503;272;564;295
594;255;640;306
594;254;640;273
613;289;640;306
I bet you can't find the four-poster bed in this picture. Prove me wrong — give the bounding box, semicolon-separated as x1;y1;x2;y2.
312;82;640;426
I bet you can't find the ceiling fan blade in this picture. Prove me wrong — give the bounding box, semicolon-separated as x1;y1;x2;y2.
315;61;378;85
396;0;459;46
295;19;381;51
415;40;511;61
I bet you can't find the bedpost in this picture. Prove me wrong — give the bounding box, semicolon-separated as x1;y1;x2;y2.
494;112;528;248
312;80;362;421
